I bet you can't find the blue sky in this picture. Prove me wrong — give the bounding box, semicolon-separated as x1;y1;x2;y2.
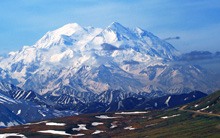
0;0;220;54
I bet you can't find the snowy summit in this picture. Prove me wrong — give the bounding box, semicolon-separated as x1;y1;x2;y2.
0;22;218;97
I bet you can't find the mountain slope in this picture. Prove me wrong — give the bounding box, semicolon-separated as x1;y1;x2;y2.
0;104;25;128
99;91;207;113
0;90;78;128
0;22;219;97
185;90;220;114
0;92;25;127
55;90;206;113
0;90;219;138
0;81;53;107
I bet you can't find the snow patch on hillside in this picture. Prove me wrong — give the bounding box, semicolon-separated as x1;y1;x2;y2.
95;115;122;119
124;126;136;130
165;96;171;106
72;124;88;131
38;130;71;136
46;122;66;126
91;122;104;126
92;130;105;135
115;111;149;115
161;114;181;119
0;133;27;138
16;110;21;115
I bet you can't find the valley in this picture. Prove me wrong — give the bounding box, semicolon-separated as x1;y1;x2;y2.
0;90;220;137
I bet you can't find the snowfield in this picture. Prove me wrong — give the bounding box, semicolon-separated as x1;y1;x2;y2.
46;122;66;126
95;115;122;119
198;106;209;111
0;133;26;138
92;130;106;135
161;114;181;119
72;124;88;131
91;122;104;126
38;130;71;136
16;110;21;115
165;96;171;106
115;111;149;115
124;126;136;130
110;121;118;129
194;104;199;107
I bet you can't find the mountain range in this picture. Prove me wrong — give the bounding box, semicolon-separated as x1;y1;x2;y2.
0;22;219;100
0;80;207;127
0;22;220;128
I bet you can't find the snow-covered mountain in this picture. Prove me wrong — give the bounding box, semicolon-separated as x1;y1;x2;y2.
0;22;219;99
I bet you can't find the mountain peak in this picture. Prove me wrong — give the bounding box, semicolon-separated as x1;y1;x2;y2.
134;27;145;34
34;23;89;48
53;23;84;36
109;22;123;27
106;22;128;32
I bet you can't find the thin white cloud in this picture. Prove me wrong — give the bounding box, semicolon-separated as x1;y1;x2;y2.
160;23;220;53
